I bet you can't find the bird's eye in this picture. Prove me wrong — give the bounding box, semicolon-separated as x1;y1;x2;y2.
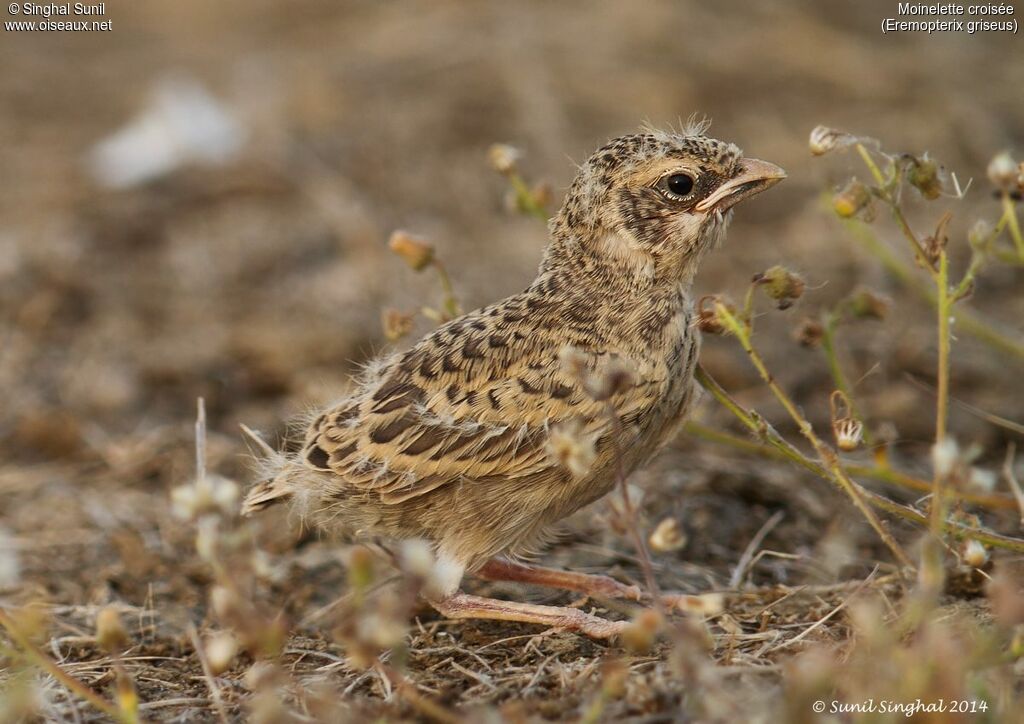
661;173;695;198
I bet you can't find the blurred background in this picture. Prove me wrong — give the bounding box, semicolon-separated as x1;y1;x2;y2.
2;0;1024;716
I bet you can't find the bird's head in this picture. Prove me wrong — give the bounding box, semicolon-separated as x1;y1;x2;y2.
551;124;785;284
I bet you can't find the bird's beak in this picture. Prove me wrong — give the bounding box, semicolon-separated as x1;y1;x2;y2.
695;158;787;213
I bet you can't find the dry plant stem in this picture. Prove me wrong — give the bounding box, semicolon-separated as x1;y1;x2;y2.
378;663;463;724
1004;443;1024;526
843;218;1024;361
685;421;1018;511
188;625;230;724
713;302;914;568
605;401;663;603
930;252;952;537
0;609;127;722
692;368;1024;553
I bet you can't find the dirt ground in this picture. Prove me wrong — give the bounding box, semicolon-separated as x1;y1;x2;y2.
2;1;1023;721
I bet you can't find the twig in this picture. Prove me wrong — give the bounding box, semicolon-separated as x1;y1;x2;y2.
714;303;914;568
377;663;462;724
1003;443;1024;527
729;511;785;589
693;367;1024;553
842;218;1024;362
0;608;126;722
685;421;1018;511
188;625;230;724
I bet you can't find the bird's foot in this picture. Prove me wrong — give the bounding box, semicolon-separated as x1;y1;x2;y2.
427;591;628;640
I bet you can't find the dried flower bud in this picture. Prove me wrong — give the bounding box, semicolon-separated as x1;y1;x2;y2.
961;539;988;568
530;181;553;209
988;151;1017;190
753;266;805;310
833;418;863;452
487;143;521;175
967;466;997;492
347;547;376;591
381;308;414;342
399;539;435;579
674;592;724;615
649;517;687;552
171;474;239;521
621;609;664;653
547;419;597;478
968;219;993;252
600;658;629;698
793;317;824;347
585;356;636;401
931;437;960;480
922;211;952;266
907;155;945;200
210;585;242;622
388;230;434;272
96;607;130;654
846;287;890;321
832;179;872;218
558;345;590;381
206;631;237;675
696;295;731;335
809;126;857;156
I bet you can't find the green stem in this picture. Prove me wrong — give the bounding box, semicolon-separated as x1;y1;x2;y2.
843;218;1024;362
1003;192;1024;261
508;171;549;221
0;609;128;722
713;305;913;568
684;421;1018;511
692;369;1024;553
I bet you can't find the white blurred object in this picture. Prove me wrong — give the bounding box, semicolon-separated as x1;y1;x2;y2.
88;75;245;188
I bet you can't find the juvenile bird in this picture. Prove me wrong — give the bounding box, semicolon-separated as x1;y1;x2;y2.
243;124;785;638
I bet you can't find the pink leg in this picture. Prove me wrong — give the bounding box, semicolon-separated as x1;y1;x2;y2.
476;558;716;614
476;558;642;601
427;591;628;640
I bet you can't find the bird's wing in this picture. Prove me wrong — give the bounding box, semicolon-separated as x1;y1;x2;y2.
300;296;653;505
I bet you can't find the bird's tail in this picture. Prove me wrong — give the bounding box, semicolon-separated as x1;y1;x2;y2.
240;424;297;516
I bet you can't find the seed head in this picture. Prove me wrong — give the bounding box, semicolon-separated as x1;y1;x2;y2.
487;143;521;175
695;295;732;335
96;607;130;654
793;317;824;347
621;609;664;653
649;517;687;552
907;155;945;200
205;632;237;675
753;266;805;310
846;287;890;321
808;126;858;156
381;308;414;341
388;230;434;271
968;219;993;252
585;356;636;401
833;418;864;452
961;539;988;568
832;179;872;218
987;151;1017;190
547;420;597;478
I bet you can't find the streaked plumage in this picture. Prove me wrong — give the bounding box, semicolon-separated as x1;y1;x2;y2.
244;124;785;637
